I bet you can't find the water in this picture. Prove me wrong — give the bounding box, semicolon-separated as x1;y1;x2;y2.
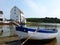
0;25;16;37
56;27;60;45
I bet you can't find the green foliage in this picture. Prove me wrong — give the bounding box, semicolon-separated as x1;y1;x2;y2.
26;17;60;23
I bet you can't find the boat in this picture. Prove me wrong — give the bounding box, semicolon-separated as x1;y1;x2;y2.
16;26;58;40
16;26;28;39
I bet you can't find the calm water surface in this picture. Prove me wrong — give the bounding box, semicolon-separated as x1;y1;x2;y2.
0;25;16;37
56;27;60;45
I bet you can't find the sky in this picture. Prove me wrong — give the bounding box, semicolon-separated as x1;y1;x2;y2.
0;0;60;19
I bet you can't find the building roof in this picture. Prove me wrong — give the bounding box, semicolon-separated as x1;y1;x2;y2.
15;6;24;14
11;6;24;14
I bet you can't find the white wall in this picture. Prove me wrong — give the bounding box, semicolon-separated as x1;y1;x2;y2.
10;6;26;23
21;13;26;23
0;14;3;18
10;7;20;22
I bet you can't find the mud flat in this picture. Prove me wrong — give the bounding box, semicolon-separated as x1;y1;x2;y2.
21;38;57;45
0;35;20;45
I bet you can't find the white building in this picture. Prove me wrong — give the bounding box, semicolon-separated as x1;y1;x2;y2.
10;6;26;23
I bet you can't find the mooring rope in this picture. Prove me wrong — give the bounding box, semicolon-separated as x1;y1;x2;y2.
21;27;38;45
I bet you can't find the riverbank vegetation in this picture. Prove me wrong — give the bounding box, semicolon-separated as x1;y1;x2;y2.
26;17;60;23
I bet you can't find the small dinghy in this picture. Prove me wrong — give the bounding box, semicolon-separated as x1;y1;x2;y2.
16;26;58;40
16;26;28;39
27;28;58;40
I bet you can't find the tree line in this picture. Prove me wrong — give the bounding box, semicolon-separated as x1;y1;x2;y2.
26;17;60;23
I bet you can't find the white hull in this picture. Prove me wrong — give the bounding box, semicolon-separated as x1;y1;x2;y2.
28;31;58;40
16;31;28;39
16;31;58;40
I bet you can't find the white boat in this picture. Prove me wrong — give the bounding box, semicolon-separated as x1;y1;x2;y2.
16;26;58;40
28;29;58;40
16;31;28;39
16;26;28;39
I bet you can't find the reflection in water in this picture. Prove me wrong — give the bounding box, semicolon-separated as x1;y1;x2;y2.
56;27;60;45
0;25;16;37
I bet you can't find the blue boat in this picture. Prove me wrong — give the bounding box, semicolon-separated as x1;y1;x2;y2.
16;26;58;40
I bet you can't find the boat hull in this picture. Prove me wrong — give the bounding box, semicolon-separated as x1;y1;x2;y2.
16;26;58;40
16;31;28;39
28;31;58;40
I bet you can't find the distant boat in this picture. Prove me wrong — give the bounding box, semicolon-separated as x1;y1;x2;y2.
16;26;58;40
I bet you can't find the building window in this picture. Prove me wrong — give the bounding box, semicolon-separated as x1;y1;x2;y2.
14;12;16;14
0;11;3;14
14;9;16;11
16;19;18;21
0;19;3;21
16;16;18;17
14;7;16;8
